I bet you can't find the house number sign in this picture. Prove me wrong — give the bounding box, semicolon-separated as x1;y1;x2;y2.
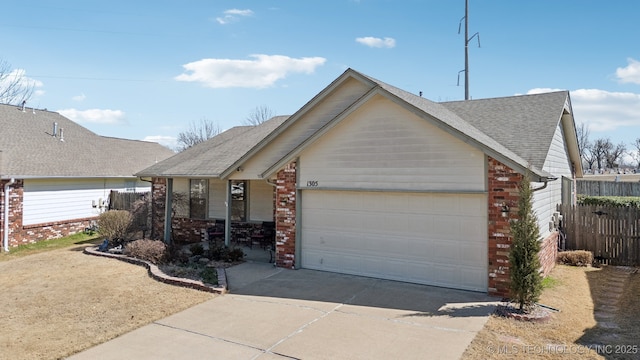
306;180;319;187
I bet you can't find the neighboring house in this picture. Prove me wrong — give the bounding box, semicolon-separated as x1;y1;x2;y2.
0;103;174;251
138;69;583;297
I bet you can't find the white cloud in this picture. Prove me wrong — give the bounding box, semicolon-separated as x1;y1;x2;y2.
526;88;564;95
355;36;396;48
143;135;177;150
175;54;326;88
216;8;254;25
569;89;640;132
57;108;126;125
616;58;640;84
525;87;640;134
0;69;44;103
72;93;86;102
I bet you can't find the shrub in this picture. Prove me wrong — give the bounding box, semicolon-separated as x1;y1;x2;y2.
509;171;543;312
166;243;189;265
557;250;593;267
208;245;229;261
577;195;640;208
189;243;205;256
200;267;218;285
124;239;167;264
207;245;244;262
98;210;133;243
227;248;245;262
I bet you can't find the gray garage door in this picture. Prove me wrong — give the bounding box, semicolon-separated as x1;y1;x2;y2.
300;190;488;292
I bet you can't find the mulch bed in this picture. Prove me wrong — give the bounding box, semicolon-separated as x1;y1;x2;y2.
495;302;553;322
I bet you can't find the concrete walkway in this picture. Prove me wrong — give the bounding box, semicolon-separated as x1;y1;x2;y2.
68;262;497;359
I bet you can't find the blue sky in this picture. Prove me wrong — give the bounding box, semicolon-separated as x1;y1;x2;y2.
2;0;640;159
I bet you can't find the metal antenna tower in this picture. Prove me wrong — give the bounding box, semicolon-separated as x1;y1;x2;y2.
458;0;480;100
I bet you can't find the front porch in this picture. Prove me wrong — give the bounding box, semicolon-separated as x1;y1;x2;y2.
151;163;297;268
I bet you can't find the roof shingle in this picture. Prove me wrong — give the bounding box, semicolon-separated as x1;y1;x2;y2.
136;116;288;177
0;104;174;179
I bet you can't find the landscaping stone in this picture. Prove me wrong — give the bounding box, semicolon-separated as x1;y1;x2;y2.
83;246;227;294
495;302;552;322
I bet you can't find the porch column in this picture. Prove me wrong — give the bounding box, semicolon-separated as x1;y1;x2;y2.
224;180;231;246
275;161;297;269
163;178;173;244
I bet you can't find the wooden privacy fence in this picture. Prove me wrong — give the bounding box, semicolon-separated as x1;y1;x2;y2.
560;204;640;266
577;180;640;197
108;191;151;235
109;191;149;211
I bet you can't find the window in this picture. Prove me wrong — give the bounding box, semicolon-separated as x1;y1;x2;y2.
231;180;246;221
190;179;208;219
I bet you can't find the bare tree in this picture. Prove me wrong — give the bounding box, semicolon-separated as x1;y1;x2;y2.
605;142;626;169
576;123;592;170
0;59;35;105
576;123;590;160
630;138;640;168
244;105;275;126
176;118;221;151
590;138;612;171
583;146;597;171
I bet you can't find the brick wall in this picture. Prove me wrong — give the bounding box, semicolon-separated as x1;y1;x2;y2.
275;162;297;269
1;179;95;248
539;231;558;276
487;157;559;297
487;157;523;298
172;217;213;243
151;177;166;240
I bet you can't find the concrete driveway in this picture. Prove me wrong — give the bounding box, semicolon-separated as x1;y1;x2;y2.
69;262;498;360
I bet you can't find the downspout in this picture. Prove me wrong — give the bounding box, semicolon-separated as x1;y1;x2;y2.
532;176;557;192
3;178;16;252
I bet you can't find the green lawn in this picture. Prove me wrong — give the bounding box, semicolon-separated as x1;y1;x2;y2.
0;232;103;261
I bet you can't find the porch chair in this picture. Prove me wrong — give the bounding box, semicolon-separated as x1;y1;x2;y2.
207;219;225;247
250;221;275;251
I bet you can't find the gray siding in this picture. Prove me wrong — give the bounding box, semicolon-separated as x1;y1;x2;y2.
298;95;485;192
533;123;573;238
234;77;373;179
248;180;274;221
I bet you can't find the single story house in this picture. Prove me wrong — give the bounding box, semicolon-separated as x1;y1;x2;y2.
137;68;582;297
0;103;174;251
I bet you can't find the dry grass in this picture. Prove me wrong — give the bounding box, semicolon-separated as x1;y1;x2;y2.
557;250;594;267
462;265;640;359
0;243;214;360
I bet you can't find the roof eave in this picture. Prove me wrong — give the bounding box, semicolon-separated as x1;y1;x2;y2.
1;175;142;180
561;94;584;178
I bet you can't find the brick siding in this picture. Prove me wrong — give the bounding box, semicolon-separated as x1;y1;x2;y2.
487;157;523;298
487;157;558;297
275;162;297;269
539;231;558;276
150;177;166;240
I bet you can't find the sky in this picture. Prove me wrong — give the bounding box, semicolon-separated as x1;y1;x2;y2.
2;0;640;161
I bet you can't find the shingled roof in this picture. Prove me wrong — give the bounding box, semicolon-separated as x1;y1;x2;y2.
136;115;289;177
0;104;174;179
440;91;570;172
136;69;580;182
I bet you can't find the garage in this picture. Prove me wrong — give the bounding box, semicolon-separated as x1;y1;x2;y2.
300;190;488;292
